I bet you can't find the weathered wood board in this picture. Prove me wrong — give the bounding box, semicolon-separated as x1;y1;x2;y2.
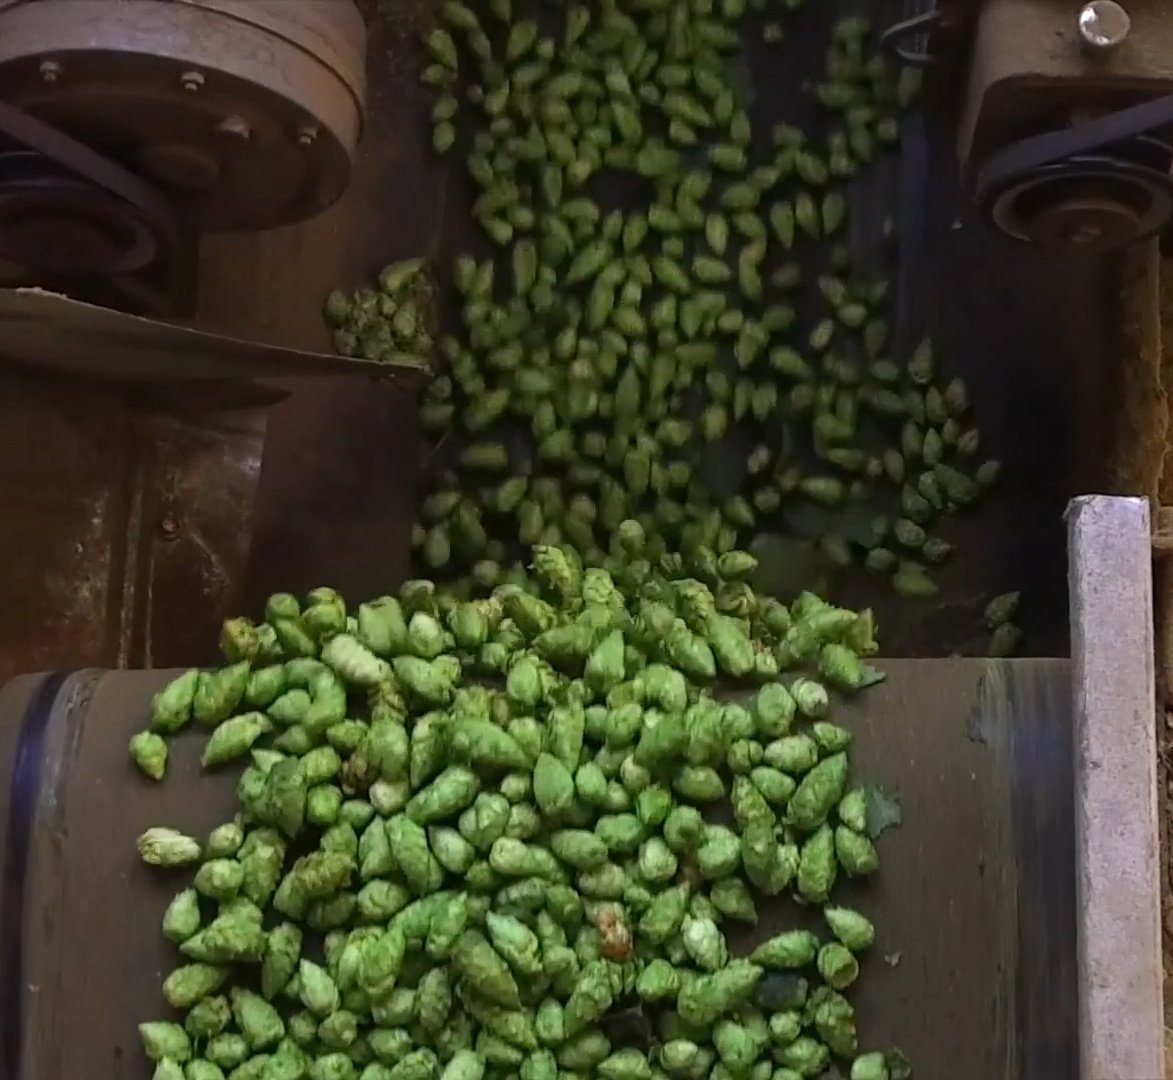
0;659;1075;1079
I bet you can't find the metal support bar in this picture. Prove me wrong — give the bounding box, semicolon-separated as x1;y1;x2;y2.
1067;495;1163;1080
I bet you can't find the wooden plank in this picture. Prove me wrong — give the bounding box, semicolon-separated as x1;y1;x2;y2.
1;658;1077;1079
1067;495;1163;1080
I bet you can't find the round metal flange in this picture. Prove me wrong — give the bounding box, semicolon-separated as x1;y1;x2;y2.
0;0;367;231
982;154;1173;252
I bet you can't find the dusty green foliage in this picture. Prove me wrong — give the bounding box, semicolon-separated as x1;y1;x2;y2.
135;543;904;1076
324;257;437;366
983;591;1023;656
325;5;1003;629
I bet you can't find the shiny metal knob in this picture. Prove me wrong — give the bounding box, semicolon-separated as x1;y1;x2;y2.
1078;1;1131;55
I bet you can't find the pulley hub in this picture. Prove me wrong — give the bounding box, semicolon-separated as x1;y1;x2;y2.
983;150;1173;253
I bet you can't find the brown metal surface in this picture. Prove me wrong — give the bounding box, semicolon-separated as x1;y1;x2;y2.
0;9;413;683
0;0;367;229
0;373;265;684
0;659;1076;1079
193;15;444;606
0;287;423;384
179;0;368;108
959;0;1173;176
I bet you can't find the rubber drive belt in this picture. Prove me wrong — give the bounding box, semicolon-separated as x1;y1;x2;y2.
0;98;177;272
974;91;1173;204
1;670;71;1080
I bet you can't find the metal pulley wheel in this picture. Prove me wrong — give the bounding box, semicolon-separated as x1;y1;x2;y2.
0;0;367;232
970;93;1173;254
879;0;1173;252
0;149;162;276
978;136;1173;252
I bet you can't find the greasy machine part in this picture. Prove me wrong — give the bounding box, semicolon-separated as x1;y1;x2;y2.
974;99;1173;251
0;98;193;314
0;0;367;232
890;0;1173;251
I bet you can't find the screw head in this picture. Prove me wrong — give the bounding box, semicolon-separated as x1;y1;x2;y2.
1079;1;1131;54
297;124;318;147
180;69;205;92
216;115;251;139
39;59;62;83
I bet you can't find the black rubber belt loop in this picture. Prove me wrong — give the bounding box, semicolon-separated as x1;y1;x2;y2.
1;670;71;1080
975;92;1173;204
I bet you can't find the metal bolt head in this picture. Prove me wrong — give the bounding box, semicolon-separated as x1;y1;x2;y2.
39;59;62;83
1079;1;1131;54
180;69;205;92
216;115;252;139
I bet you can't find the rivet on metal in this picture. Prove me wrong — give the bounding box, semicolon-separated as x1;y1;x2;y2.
217;115;252;139
1078;1;1131;54
180;70;205;92
297;124;319;146
39;59;62;83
